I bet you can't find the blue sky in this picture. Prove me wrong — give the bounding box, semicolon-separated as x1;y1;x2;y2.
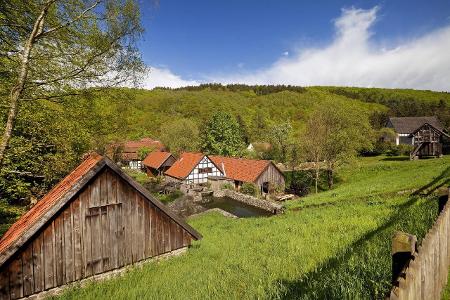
138;1;450;91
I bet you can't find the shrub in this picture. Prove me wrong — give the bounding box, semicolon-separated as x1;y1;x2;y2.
221;183;234;190
386;144;414;156
240;182;258;196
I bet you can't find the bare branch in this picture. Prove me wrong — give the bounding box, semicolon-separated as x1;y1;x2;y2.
6;170;45;179
35;0;102;40
27;36;122;88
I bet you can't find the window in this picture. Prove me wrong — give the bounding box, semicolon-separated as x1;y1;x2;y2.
198;167;213;174
129;160;142;170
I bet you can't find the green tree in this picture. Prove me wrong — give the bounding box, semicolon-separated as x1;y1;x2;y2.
303;103;373;189
201;111;244;156
268;122;292;163
236;114;250;145
0;0;146;167
0;98;91;204
137;146;156;161
300;117;327;193
159;119;200;156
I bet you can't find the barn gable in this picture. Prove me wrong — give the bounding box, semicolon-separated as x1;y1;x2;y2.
0;154;201;299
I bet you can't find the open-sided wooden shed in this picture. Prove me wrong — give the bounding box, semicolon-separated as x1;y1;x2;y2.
0;153;201;299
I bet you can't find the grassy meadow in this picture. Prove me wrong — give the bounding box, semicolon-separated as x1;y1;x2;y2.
51;155;450;299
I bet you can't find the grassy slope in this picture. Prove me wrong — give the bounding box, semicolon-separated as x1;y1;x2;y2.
56;156;450;300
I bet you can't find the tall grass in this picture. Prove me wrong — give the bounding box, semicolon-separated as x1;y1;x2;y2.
56;156;450;299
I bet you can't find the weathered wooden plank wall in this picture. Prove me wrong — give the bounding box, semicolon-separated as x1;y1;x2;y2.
255;163;285;189
0;168;192;299
390;188;450;300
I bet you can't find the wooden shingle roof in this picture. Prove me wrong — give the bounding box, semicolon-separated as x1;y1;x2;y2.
388;116;443;134
0;153;201;267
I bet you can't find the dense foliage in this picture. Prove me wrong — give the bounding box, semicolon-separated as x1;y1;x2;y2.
1;85;448;204
321;86;450;128
159;119;201;156
201;111;245;156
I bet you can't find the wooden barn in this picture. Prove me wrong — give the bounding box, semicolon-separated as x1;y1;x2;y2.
143;151;176;177
209;156;285;194
386;116;449;159
409;123;450;159
387;116;445;146
164;152;223;184
0;153;201;299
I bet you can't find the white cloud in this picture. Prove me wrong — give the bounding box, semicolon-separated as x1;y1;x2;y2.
211;6;450;91
140;7;450;91
142;67;199;89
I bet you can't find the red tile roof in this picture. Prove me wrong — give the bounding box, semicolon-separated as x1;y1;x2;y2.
108;138;165;161
143;151;173;169
0;153;103;254
210;156;272;183
164;152;205;180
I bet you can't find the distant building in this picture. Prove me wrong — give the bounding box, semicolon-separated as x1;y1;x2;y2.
143;151;176;177
247;142;272;152
107;138;165;170
210;155;285;194
387;116;449;159
387;116;444;145
164;152;223;184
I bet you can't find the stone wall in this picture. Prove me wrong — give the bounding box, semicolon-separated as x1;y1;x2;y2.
214;189;283;214
209;176;234;191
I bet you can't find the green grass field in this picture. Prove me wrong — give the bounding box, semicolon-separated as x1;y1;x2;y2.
0;156;433;299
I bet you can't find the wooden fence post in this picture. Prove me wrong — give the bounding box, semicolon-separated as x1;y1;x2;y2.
392;231;417;285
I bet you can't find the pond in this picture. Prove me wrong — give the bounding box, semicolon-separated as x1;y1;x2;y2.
201;197;273;218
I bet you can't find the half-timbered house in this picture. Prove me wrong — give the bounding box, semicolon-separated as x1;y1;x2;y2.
0;153;201;299
164;153;223;184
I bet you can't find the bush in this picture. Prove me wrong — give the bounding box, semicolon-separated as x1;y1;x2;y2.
386;144;414;156
221;183;234;190
240;183;258;196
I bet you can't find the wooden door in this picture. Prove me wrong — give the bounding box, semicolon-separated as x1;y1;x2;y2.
85;203;122;276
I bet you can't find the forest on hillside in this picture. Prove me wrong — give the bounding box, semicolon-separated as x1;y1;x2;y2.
1;84;449;204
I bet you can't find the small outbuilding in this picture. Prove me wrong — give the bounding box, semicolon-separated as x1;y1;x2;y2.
409;123;449;159
0;153;201;299
209;156;285;194
143;151;176;177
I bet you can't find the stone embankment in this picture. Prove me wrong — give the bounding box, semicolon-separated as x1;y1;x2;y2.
213;189;283;214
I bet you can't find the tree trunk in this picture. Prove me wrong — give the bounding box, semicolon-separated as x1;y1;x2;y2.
327;169;333;189
0;91;20;166
315;166;319;194
0;3;50;168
